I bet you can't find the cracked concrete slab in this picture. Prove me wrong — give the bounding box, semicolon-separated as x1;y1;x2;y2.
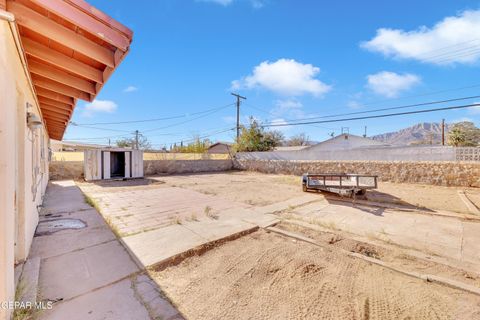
39;239;139;301
38;279;150;320
121;224;207;268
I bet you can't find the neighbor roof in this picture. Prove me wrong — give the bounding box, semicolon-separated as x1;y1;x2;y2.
305;133;388;151
5;0;133;140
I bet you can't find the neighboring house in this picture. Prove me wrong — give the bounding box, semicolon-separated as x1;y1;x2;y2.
208;142;232;154
305;134;389;152
274;146;309;151
50;140;109;152
0;1;132;317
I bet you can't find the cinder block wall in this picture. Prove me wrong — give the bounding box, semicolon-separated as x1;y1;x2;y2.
49;161;84;180
144;160;233;175
50;159;234;180
233;159;480;187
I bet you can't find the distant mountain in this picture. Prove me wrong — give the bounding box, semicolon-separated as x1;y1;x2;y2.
371;122;451;146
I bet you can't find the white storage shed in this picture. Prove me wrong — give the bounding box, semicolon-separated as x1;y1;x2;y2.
84;148;143;181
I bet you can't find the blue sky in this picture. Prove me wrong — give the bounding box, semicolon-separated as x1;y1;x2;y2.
64;0;480;147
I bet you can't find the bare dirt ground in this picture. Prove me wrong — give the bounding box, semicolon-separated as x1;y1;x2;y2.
151;230;480;320
75;171;480;319
155;172;303;206
153;171;480;214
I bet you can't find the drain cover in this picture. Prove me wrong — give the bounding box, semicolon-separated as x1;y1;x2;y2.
36;218;86;236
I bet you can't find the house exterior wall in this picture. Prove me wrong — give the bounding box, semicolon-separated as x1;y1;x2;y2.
306;134;386;151
0;16;50;318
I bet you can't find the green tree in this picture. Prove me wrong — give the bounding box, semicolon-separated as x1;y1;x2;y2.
172;136;211;153
234;117;284;152
448;121;480;147
116;135;151;150
287;133;309;146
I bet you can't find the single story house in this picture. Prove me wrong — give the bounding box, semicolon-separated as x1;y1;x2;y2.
0;1;132;317
305;133;389;152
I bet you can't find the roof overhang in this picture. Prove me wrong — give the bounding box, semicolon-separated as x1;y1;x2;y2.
5;0;133;140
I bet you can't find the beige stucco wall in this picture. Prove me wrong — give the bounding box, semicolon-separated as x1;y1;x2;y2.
0;16;50;318
234;159;480;187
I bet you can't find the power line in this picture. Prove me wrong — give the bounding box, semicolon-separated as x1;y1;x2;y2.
69;123;134;133
72;102;235;126
261;103;480;128
63;133;130;141
151;127;235;147
413;38;480;58
142;103;234;133
279;94;480;123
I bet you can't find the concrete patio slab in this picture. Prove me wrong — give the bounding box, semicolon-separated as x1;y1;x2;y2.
121;224;207;267
38;279;150;320
39;240;139;301
286;199;480;268
30;225;116;259
181;217;257;242
41;180;92;214
40;208;108;230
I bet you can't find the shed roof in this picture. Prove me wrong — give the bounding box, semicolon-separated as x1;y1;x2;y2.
5;0;133;140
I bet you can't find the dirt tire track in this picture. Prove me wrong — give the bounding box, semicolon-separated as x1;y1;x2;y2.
151;231;480;320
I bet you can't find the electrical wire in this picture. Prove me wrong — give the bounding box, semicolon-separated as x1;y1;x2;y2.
72;103;235;126
261;103;480;128
150;127;235;147
278;94;480;123
142;104;234;133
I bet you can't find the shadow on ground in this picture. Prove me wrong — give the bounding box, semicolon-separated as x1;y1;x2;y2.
306;189;435;215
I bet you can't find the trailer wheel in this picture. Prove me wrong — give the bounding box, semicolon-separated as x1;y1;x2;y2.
356;189;366;196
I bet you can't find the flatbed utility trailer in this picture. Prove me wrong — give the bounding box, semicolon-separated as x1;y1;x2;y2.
302;173;378;197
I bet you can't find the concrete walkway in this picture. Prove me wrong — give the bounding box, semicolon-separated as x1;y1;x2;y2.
27;181;183;320
77;180;309;269
287;198;480;272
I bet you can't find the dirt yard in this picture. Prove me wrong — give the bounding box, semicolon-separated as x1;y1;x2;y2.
151;230;480;320
76;171;480;319
155;172;303;206
153;171;480;214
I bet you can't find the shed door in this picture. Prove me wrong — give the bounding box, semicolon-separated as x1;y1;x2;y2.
84;150;102;181
124;152;131;178
131;150;144;178
103;151;111;179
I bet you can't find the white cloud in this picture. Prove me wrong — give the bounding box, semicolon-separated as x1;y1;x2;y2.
123;86;138;93
270;99;304;119
82;99;118;117
362;10;480;65
232;59;331;97
366;71;421;98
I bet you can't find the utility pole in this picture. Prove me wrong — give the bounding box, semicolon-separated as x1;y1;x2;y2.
134;130;139;149
441;119;445;146
231;93;246;142
363;126;367;138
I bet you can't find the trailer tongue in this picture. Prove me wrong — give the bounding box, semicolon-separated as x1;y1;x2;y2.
302;173;378;197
